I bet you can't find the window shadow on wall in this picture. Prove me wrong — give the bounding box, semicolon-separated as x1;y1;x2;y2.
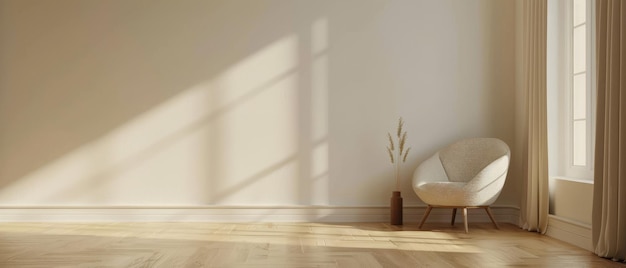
0;0;331;206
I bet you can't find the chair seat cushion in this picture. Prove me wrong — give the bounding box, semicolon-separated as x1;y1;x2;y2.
416;182;478;206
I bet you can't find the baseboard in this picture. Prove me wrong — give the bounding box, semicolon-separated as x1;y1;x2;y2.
0;205;519;223
546;215;592;251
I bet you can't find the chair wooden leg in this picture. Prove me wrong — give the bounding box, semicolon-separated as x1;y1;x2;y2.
451;208;457;226
485;206;499;229
463;207;468;233
419;205;433;229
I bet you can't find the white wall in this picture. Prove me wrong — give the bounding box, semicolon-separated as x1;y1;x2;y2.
550;178;592;225
0;0;518;209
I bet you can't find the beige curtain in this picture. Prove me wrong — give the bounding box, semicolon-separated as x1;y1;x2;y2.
520;0;549;234
593;0;626;262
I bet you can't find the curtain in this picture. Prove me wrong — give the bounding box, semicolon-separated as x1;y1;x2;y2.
593;0;626;262
520;0;549;234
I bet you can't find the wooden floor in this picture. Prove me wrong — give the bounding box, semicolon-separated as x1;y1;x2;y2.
0;222;622;267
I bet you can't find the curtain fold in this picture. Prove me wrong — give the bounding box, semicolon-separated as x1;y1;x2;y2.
520;0;549;234
593;0;626;262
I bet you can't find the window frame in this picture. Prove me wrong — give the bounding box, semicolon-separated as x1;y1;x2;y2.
547;0;596;182
563;0;595;180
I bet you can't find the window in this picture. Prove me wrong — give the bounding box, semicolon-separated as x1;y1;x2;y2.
548;0;595;180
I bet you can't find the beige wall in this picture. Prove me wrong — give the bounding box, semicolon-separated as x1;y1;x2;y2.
0;0;518;207
549;178;592;225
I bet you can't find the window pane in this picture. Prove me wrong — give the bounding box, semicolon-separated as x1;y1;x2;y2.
573;120;586;166
573;0;586;26
573;26;586;73
573;73;586;120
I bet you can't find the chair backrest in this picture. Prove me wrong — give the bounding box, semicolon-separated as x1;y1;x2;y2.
438;138;510;182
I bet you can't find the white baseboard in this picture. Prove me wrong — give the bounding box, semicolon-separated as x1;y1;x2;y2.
546;215;592;251
0;205;520;224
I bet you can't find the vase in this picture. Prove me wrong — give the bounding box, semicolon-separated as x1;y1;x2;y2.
390;191;403;225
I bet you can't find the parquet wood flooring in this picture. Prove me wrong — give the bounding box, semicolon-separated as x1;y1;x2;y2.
0;222;622;267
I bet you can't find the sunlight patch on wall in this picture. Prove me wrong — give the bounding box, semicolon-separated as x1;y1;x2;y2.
207;35;300;204
0;83;216;204
211;36;299;111
0;35;302;205
210;73;300;204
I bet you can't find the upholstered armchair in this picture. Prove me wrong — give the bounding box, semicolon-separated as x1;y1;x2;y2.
412;138;510;233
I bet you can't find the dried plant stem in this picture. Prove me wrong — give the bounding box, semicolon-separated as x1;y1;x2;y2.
395;150;400;191
387;117;411;192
